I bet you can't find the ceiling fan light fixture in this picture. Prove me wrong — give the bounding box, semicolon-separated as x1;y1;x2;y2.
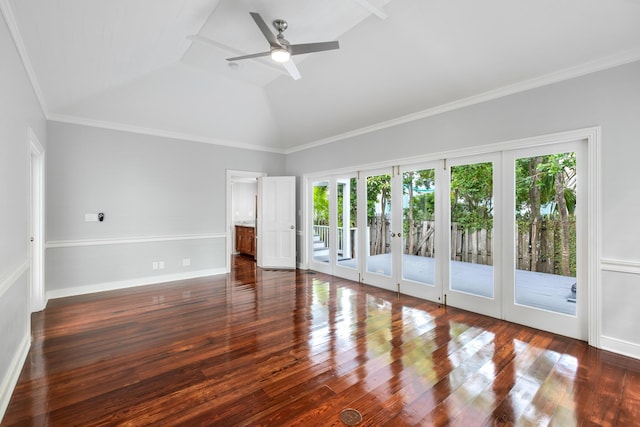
271;48;290;63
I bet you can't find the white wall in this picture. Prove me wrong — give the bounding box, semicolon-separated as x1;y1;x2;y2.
0;9;47;420
286;60;640;359
45;122;285;297
232;181;257;224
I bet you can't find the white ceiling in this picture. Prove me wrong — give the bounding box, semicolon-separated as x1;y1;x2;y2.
3;0;640;153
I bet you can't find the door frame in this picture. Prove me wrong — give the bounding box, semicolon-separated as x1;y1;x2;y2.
226;169;266;273
29;128;46;312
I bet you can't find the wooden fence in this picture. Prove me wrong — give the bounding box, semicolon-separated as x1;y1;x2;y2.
375;217;576;274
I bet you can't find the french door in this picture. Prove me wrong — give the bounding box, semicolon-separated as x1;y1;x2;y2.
443;153;502;318
396;161;443;302
310;179;332;274
334;174;360;281
309;174;361;281
503;141;586;339
306;139;587;339
360;168;397;291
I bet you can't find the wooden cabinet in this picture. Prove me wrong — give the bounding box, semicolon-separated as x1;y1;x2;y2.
235;226;255;258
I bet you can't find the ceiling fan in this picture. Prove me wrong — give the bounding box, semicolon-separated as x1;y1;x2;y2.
226;12;340;80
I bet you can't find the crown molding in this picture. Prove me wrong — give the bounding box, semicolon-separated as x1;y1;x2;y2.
0;0;48;116
284;49;640;155
47;113;286;154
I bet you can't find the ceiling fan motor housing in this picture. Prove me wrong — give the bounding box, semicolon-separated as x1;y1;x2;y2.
273;19;288;34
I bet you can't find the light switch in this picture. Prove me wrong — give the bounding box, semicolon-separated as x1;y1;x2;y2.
85;213;99;222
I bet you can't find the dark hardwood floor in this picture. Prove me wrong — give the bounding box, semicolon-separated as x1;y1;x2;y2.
3;255;640;426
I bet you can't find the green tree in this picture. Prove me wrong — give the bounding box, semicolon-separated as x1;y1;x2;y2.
403;169;435;254
516;152;576;275
450;162;493;230
538;153;576;275
367;174;391;255
313;183;329;225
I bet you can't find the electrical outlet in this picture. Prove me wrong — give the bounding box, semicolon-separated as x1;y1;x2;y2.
152;262;159;270
158;261;165;270
182;258;191;267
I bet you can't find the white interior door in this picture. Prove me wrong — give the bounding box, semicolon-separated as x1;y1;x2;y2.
257;176;296;269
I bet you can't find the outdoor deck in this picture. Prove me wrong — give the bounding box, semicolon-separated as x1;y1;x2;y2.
314;253;577;316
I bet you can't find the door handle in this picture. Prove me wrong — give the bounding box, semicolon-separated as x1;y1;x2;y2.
290;225;295;229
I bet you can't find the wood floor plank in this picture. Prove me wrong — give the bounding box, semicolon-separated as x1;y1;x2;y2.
3;256;640;426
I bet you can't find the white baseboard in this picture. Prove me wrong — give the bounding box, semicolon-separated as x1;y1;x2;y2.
600;335;640;360
0;332;30;422
46;268;226;300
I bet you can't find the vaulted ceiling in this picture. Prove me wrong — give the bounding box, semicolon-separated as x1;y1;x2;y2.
3;0;640;153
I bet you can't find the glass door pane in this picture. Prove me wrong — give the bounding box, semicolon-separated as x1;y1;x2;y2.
514;152;577;316
335;177;358;272
312;180;330;264
449;161;495;298
402;168;436;286
365;172;393;279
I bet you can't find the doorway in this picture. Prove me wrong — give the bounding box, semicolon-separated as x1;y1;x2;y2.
226;170;265;272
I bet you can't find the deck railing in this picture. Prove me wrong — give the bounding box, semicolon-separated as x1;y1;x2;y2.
313;225;357;257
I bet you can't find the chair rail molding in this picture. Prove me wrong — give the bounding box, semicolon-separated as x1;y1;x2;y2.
0;260;29;299
46;233;226;249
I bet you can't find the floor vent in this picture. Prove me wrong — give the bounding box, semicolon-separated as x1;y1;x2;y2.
339;408;362;425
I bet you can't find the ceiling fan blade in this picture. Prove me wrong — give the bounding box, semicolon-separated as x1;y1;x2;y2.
282;59;301;80
290;41;339;56
226;51;271;61
250;12;281;48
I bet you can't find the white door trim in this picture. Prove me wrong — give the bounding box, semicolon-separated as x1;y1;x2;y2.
29;128;46;312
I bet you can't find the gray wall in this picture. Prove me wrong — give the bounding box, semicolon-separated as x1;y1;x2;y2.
0;10;46;418
45;122;285;295
286;60;640;357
